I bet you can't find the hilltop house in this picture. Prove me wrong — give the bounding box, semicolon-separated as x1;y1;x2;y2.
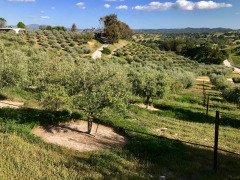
0;27;25;34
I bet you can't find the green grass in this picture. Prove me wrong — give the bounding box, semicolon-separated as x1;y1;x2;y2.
230;55;240;67
0;80;240;179
107;40;129;52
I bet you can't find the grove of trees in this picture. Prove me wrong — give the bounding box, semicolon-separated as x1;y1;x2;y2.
100;14;132;44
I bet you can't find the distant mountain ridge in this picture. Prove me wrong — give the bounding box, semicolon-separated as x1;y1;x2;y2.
134;28;239;34
26;24;41;30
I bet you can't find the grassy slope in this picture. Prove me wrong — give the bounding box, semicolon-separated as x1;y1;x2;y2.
230;54;240;67
0;78;240;179
87;39;103;56
107;40;129;52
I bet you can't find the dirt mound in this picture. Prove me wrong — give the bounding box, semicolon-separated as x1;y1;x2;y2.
32;121;128;152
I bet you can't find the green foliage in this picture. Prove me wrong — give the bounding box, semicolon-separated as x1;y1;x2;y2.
101;14;132;44
131;68;170;106
17;22;25;29
41;84;69;110
102;47;111;55
39;25;46;30
210;74;233;91
210;74;240;106
46;25;52;30
222;85;240;106
233;76;240;83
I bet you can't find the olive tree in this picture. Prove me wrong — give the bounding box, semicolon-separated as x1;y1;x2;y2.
131;68;170;108
41;61;131;134
76;63;131;133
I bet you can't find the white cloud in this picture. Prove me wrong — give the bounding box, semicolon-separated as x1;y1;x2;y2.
41;16;50;19
6;0;35;1
40;11;44;14
104;4;111;8
133;0;232;11
116;5;128;10
76;2;84;6
51;6;56;10
76;2;86;9
236;12;240;15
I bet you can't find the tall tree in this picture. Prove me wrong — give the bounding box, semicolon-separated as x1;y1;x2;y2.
17;22;25;29
39;25;46;30
46;25;52;30
100;14;132;44
0;18;7;28
71;24;77;32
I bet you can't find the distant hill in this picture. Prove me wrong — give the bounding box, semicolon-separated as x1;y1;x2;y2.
25;24;83;31
133;28;238;34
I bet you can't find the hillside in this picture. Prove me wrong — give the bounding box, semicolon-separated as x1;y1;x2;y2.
0;30;239;180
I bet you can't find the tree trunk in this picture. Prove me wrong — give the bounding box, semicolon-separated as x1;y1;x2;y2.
87;116;93;134
146;96;150;109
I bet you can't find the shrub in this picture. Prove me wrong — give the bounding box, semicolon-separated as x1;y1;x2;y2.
69;41;75;47
52;43;61;50
101;47;111;55
82;46;91;54
222;86;240;106
210;74;233;90
233;77;240;83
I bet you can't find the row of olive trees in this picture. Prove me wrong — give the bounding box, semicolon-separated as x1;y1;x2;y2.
0;32;198;134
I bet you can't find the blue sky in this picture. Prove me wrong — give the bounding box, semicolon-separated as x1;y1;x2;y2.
0;0;239;29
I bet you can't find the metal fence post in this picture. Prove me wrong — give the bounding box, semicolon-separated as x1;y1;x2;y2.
206;95;210;119
214;111;220;173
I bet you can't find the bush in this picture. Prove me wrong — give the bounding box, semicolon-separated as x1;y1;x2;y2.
233;77;240;83
69;41;75;47
82;46;91;54
210;74;233;90
52;43;61;50
28;39;36;45
222;86;240;106
102;48;111;55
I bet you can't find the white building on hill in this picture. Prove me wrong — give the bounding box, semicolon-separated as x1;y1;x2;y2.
0;27;25;33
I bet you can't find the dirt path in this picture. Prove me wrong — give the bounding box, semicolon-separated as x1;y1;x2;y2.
92;44;109;59
32;121;127;152
224;59;240;74
107;43;127;58
0;101;24;109
196;77;233;82
136;104;159;111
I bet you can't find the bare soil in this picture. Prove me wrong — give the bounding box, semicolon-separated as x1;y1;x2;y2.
137;103;159;111
0;101;24;109
32;121;128;152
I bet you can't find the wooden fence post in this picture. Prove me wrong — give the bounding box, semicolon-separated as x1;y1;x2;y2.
203;80;205;95
206;95;210;119
203;91;206;107
214;111;220;173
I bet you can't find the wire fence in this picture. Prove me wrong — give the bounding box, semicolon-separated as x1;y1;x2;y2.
123;128;240;156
